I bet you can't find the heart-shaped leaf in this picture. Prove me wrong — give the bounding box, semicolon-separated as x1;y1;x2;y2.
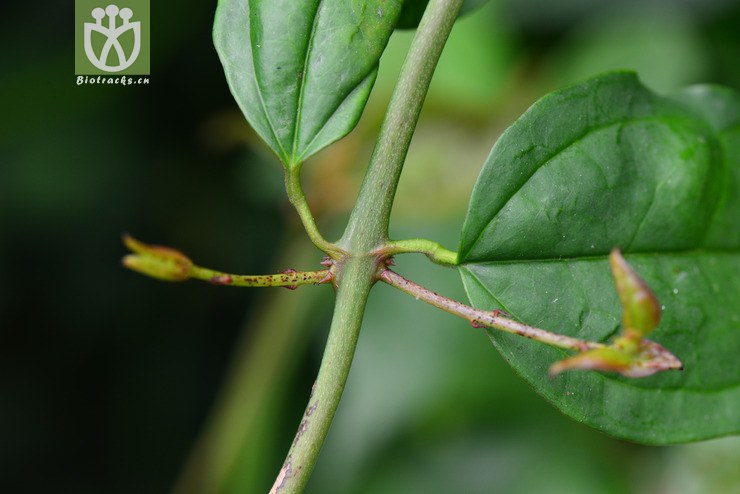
214;0;401;168
458;72;740;444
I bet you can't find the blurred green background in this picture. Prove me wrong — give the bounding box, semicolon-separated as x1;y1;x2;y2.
1;1;739;493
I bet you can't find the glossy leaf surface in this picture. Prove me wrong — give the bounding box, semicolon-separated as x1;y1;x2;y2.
459;72;740;443
214;0;402;167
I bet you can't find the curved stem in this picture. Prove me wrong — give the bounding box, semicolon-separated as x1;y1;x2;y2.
380;269;605;352
285;166;345;258
381;238;458;265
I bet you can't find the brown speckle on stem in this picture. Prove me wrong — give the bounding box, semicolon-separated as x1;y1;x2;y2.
282;269;299;289
293;419;309;446
269;459;293;494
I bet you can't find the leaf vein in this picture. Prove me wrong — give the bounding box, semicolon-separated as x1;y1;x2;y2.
461;248;738;266
297;70;377;162
290;0;324;163
248;5;289;162
464;115;690;261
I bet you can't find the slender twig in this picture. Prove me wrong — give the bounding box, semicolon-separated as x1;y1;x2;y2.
285;166;345;258
189;265;331;288
122;233;333;288
380;269;605;352
381;238;458;265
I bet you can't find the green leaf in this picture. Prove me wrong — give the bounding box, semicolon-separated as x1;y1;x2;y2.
213;0;402;168
458;72;740;444
396;0;488;29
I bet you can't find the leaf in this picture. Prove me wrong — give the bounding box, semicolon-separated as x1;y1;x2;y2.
458;72;740;444
396;0;488;30
213;0;402;168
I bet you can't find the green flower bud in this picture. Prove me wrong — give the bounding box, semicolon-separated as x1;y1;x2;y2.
609;249;661;339
550;339;682;378
550;249;682;378
122;234;193;282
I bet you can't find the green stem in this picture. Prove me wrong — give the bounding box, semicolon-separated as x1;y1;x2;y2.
380;269;605;352
285;166;345;258
269;257;375;494
340;0;464;253
381;238;458;265
272;1;464;492
189;265;331;288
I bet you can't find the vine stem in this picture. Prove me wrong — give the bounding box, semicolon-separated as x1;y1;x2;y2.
380;269;606;352
340;0;465;252
270;1;465;493
268;257;374;494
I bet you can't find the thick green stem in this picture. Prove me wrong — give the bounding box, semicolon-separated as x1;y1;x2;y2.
269;257;375;494
271;1;464;493
340;0;464;253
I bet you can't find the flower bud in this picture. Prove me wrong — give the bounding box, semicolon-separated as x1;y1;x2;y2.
550;249;682;378
609;249;661;339
550;339;682;378
122;234;193;282
549;347;632;377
